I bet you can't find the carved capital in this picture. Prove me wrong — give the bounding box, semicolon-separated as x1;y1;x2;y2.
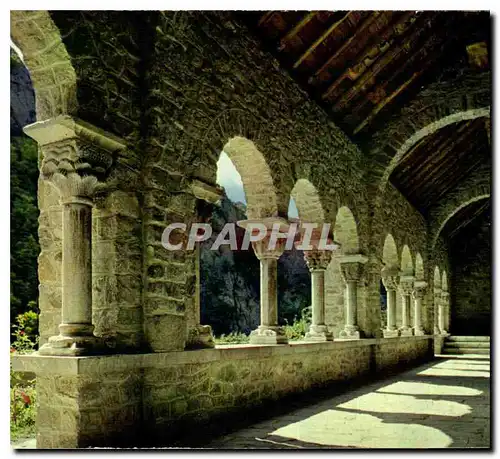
412;281;428;299
339;254;368;283
441;291;450;301
24;115;126;200
399;276;415;296
381;266;399;291
237;217;289;260
304;248;333;271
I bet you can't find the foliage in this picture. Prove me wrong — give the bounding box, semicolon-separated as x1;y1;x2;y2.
10;313;38;442
10;136;40;329
213;331;250;345
283;306;311;341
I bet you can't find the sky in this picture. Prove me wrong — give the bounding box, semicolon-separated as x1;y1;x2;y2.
216;151;298;218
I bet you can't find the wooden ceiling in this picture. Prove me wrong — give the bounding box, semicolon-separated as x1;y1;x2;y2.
240;11;490;140
389;117;490;215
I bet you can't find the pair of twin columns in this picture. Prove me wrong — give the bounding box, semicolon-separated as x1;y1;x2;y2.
238;217;367;345
382;266;437;337
25;115;368;354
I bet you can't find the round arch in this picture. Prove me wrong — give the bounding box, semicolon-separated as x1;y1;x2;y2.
400;245;414;276
432;195;490;249
223;136;279;219
382;233;398;268
433;266;441;290
441;270;448;292
334;206;359;255
289;178;325;223
10;11;77;120
369;72;490;194
415;253;424;281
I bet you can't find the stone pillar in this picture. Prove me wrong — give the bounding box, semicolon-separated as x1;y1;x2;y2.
439;291;450;335
238;217;289;345
185;181;222;349
382;267;399;338
412;281;427;336
339;254;368;339
24;116;122;355
434;286;442;334
303;249;333;342
398;276;414;336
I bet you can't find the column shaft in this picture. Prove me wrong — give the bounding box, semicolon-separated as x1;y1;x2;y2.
260;258;278;327
60;200;94;336
311;269;325;326
387;289;397;330
346;280;357;327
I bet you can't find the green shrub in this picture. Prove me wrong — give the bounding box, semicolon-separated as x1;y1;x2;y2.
214;331;250;345
283;306;311;341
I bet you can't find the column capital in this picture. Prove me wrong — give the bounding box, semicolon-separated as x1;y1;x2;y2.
237;217;289;260
441;290;450;300
398;275;415;295
434;286;442;296
24;115;126;200
303;249;333;271
339;254;368;283
412;280;428;299
381;266;399;291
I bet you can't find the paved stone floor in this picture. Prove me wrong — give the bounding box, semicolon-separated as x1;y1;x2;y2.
205;354;490;449
12;354;490;450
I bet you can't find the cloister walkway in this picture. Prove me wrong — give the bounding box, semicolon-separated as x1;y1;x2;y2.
204;355;490;449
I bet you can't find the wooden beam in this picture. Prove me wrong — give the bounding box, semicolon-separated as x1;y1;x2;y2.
353;71;423;135
257;11;276;27
310;11;391;85
293;12;352;69
321;12;425;105
352;18;455;134
327;14;437;111
278;12;317;50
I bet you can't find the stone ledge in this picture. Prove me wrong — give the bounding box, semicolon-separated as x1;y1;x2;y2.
12;335;433;376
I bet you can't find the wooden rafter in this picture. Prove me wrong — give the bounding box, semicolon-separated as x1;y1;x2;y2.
401;120;476;190
258;11;276;27
292;11;352;69
353;18;455;134
278;12;317;50
320;13;422;104
448;200;489;239
309;11;391;85
327;13;437;110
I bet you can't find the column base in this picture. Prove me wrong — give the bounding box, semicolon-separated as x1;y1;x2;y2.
304;325;333;342
339;326;360;340
249;326;288;345
413;328;426;336
383;329;400;338
38;334;105;356
440;329;449;336
399;327;414;337
186;325;215;349
434;327;441;335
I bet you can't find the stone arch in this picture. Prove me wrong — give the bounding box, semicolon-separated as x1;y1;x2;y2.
334;206;359;255
400;245;414;276
433;266;441;290
10;11;77;121
415;253;424;281
441;270;448;292
382;234;398;269
369;72;491;192
290;178;325;223
223;136;279;219
432;195;490;249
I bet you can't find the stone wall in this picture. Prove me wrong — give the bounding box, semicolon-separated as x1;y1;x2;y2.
450;207;491;335
13;336;433;448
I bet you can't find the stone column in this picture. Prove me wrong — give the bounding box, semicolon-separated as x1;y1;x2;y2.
398;276;414;336
303;249;334;342
24;116;120;355
434;286;442;334
339;254;368;339
412;281;427;336
439;291;450;335
238;218;289;345
382;267;399;338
